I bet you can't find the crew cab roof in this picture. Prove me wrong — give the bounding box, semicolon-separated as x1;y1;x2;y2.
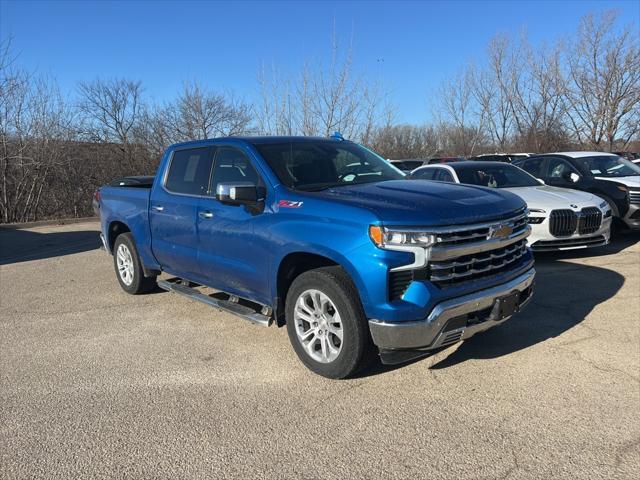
167;136;349;150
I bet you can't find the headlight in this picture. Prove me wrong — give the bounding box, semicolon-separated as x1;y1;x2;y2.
369;225;436;248
599;200;609;210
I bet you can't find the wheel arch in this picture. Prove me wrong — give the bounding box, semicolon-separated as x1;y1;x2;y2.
107;221;131;253
274;251;365;323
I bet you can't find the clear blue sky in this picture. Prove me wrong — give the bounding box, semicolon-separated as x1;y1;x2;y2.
1;0;638;124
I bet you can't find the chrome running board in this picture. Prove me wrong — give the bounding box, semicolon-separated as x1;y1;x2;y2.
157;278;272;326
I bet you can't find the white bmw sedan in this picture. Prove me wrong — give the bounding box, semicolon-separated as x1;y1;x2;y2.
411;161;612;251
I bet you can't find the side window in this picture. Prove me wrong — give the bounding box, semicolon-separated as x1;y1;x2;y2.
435;169;454;182
165;147;213;196
412;168;436;180
210;147;260;194
546;157;578;179
520;158;544;177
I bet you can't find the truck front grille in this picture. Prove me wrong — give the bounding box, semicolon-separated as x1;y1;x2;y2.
578;207;602;234
433;209;528;246
386;209;533;298
428;238;529;287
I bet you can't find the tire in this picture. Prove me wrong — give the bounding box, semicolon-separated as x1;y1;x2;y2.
113;233;157;294
599;195;623;233
285;266;375;379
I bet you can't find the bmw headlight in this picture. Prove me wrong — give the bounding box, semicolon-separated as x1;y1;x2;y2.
599;200;609;210
368;226;436;249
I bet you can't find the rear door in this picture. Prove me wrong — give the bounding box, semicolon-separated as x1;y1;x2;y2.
149;146;214;279
519;157;544;178
196;146;271;303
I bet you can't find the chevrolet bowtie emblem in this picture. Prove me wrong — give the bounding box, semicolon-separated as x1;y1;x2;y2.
489;224;513;239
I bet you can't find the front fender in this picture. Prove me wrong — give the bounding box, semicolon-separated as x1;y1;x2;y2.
267;216;411;315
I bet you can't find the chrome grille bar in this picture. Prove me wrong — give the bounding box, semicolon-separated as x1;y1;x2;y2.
429;240;529;283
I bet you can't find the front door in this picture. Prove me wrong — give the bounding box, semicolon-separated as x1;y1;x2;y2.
196;146;271;304
543;157;581;188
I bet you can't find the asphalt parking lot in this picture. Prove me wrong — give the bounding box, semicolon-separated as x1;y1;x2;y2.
1;221;638;479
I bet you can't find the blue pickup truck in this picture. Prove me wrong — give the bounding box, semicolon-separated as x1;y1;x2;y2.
98;136;535;378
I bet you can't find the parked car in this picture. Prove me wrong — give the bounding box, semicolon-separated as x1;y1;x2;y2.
612;151;638;162
411;162;612;251
469;154;513;163
513;152;640;230
469;153;535;163
427;156;465;164
389;159;425;173
98;136;535;378
612;152;640;165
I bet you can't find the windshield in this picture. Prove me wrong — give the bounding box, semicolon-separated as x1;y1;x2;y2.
456;164;541;188
579;155;640;177
254;141;405;191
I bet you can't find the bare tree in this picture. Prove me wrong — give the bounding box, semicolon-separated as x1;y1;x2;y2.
0;40;74;222
164;81;252;141
369;124;439;159
435;68;485;156
256;32;390;142
564;11;640;150
77;78;144;167
256;63;293;135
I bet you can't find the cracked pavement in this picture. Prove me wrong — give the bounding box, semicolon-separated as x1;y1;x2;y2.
1;221;639;479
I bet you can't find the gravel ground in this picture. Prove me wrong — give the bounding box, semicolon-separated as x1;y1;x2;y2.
1;221;638;479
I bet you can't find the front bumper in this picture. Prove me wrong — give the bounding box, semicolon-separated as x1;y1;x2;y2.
528;213;612;251
368;268;535;362
623;203;640;230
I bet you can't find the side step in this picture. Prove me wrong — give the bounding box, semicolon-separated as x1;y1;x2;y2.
157;278;272;326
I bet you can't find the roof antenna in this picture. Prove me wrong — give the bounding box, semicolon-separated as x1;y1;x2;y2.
330;131;345;141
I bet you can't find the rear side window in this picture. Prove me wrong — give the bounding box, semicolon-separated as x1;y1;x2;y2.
520;158;544;177
165;147;213;195
435;169;454;182
401;160;424;170
412;168;436;180
210;147;260;192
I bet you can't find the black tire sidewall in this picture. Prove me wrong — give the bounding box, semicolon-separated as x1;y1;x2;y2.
113;233;149;294
599;195;623;232
285;267;370;379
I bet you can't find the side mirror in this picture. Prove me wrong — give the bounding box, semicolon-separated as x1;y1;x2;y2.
536;178;546;185
569;172;581;183
216;182;259;205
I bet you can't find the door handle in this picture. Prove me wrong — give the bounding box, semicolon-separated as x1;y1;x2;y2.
199;211;214;219
151;205;164;212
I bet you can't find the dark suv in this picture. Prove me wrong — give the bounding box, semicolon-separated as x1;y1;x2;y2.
514;152;639;230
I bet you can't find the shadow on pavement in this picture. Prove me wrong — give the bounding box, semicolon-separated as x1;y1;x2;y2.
355;234;630;377
0;228;101;265
428;256;624;370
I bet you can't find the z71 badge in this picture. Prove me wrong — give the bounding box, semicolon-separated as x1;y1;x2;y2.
278;200;304;208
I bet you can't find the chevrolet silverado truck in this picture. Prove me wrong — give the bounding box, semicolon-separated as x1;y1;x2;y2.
98;136;535;379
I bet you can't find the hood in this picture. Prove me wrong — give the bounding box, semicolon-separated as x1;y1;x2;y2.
504;185;601;210
304;180;526;226
594;175;640;188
